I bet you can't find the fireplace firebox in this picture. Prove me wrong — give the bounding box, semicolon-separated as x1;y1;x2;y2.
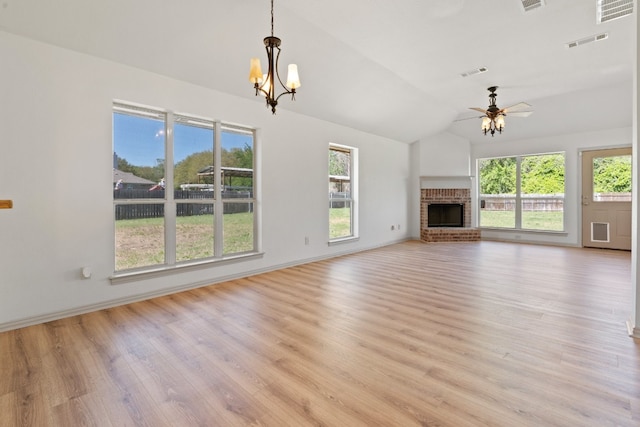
428;203;464;227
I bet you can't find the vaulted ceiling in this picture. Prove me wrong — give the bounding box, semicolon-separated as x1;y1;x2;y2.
0;0;634;144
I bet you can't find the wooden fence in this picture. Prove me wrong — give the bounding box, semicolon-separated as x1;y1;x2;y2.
330;192;350;209
480;193;630;212
114;189;252;220
480;195;563;212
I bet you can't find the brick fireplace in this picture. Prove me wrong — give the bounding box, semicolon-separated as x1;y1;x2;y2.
420;188;480;242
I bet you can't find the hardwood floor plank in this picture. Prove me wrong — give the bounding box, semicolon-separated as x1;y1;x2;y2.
1;241;638;426
51;393;114;427
0;391;17;427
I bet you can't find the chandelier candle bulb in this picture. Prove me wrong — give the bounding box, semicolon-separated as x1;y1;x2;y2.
482;116;491;131
286;64;301;89
249;58;263;84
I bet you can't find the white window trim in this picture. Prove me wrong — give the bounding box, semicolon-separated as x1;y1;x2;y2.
112;102;259;281
329;143;358;242
477;152;566;233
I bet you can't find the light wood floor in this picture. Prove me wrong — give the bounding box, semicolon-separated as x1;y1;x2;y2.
1;241;638;426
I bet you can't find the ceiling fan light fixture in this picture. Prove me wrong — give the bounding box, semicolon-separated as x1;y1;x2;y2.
473;86;531;137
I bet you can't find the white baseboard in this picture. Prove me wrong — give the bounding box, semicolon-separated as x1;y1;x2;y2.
0;237;411;333
626;320;640;339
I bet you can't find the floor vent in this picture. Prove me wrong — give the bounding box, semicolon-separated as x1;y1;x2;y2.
460;67;488;78
597;0;633;23
520;0;545;12
566;32;608;48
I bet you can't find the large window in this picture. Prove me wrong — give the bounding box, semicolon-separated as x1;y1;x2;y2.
113;103;256;273
479;152;565;231
329;144;358;241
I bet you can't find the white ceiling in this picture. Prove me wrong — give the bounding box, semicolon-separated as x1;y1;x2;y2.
0;0;634;144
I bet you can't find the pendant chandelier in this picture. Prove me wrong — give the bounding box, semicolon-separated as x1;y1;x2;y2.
249;0;301;114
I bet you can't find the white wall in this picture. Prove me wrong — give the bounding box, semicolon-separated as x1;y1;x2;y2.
417;132;471;176
409;132;471;237
471;127;633;246
0;32;410;330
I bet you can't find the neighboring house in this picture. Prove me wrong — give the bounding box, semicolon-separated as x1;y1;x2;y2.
113;169;155;191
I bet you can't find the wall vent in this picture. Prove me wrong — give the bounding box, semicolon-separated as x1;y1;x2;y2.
520;0;545;12
565;32;608;48
460;67;488;78
591;222;610;242
597;0;633;23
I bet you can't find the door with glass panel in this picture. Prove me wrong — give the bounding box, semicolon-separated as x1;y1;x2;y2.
581;147;632;250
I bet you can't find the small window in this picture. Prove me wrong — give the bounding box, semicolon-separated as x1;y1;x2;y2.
329;144;358;241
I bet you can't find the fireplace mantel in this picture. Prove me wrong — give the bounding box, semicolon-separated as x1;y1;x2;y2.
420;176;473;190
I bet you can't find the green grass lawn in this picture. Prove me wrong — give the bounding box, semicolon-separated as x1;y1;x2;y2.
116;212;253;271
480;210;563;231
330;207;352;239
116;208;561;270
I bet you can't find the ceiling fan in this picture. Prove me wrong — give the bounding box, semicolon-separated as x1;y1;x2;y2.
467;86;533;136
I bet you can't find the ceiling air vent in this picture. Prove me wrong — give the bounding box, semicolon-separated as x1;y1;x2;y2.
520;0;545;12
597;0;633;23
565;32;608;48
460;67;488;78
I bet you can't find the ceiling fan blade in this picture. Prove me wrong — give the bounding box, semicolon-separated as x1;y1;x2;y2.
507;111;533;118
454;115;484;122
469;107;487;113
502;102;532;113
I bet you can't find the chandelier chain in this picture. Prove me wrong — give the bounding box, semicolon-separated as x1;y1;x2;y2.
270;0;274;36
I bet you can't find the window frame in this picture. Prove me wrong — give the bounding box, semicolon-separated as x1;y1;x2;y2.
328;143;359;244
478;151;565;233
112;102;260;282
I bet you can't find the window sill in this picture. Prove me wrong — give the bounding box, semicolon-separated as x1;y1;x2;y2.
479;227;568;236
328;236;359;246
110;252;264;285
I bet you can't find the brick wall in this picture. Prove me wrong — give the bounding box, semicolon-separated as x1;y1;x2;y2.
420;188;480;242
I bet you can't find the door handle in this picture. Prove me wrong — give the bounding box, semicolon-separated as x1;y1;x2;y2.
582;196;589;206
